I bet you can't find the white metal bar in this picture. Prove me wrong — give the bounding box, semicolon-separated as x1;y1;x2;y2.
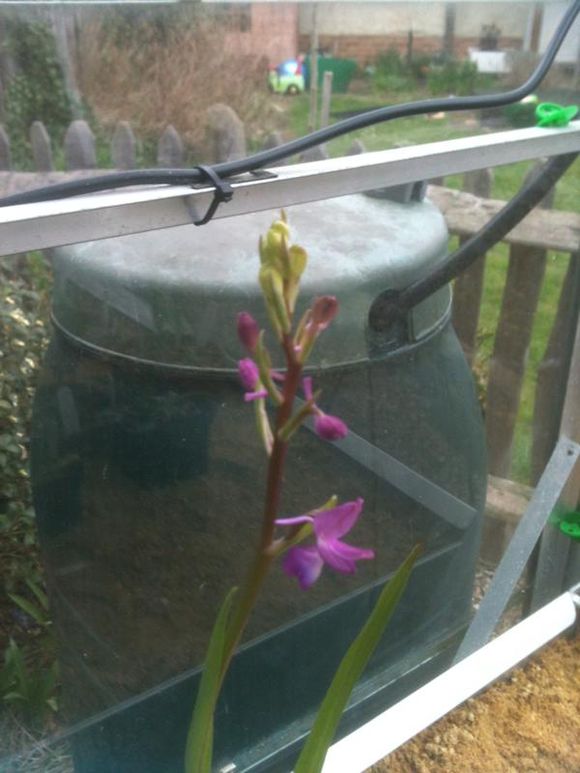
321;590;578;773
0;123;579;255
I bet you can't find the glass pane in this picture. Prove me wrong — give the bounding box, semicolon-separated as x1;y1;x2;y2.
0;1;578;771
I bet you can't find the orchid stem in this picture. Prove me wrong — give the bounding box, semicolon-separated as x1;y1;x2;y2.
218;334;302;684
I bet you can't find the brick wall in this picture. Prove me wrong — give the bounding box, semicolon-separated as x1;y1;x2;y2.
298;33;522;68
223;3;298;67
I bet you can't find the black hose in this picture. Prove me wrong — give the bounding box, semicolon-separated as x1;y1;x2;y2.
369;152;579;331
1;0;579;208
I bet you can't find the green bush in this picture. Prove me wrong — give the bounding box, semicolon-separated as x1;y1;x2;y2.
427;59;478;96
372;49;480;97
372;48;415;94
375;48;406;78
503;96;539;128
4;20;73;167
0;254;57;729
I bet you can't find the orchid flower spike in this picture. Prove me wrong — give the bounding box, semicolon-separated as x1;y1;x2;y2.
238;358;268;402
275;498;374;590
303;377;348;441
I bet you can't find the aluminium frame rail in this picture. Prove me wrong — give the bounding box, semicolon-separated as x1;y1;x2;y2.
0;122;578;254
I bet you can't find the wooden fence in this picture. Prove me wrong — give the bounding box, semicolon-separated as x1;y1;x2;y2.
0;113;578;500
429;174;580;486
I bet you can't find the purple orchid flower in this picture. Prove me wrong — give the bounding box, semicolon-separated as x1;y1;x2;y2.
238;358;268;402
275;498;374;590
303;377;348;441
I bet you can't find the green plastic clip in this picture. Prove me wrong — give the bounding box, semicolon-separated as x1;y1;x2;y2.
535;102;579;128
558;511;580;541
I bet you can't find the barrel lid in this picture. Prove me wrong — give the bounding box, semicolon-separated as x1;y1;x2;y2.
51;193;449;370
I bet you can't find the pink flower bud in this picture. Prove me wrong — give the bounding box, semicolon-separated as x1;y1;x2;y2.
237;312;260;353
310;296;338;331
238;358;260;391
314;413;348;441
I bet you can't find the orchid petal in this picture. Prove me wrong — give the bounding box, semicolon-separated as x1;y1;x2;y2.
275;515;314;527
317;538;375;574
282;547;324;590
244;389;268;402
302;376;314;402
313;498;364;541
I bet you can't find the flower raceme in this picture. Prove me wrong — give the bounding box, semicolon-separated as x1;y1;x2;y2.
275;498;375;590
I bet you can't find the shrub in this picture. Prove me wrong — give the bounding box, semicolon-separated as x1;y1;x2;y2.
0;253;56;729
427;59;478;96
503;96;539;128
77;14;272;156
372;48;415;94
0;254;50;584
3;20;73;167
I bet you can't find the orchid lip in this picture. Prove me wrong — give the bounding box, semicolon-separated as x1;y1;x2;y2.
244;390;268;402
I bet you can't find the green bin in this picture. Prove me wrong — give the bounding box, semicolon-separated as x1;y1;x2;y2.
304;56;357;93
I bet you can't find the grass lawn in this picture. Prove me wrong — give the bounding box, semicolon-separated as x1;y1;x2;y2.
284;90;580;483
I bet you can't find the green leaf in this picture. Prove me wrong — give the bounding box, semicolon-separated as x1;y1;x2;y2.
25;577;49;611
7;592;46;626
3;691;26;704
184;587;238;773
294;545;422;773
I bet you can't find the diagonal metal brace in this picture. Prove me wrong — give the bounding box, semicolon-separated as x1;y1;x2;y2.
453;436;580;663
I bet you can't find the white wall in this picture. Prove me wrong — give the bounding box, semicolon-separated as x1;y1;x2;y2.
539;1;580;63
299;2;530;40
298;2;446;37
455;3;529;38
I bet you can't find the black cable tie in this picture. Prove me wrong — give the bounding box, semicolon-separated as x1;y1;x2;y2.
191;165;234;226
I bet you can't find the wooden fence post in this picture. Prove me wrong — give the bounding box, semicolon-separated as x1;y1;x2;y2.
531;253;580;484
485;162;556;478
307;2;319;133
261;131;288;164
30;121;54;172
319;70;333;129
64;120;96;170
205;104;246;164
347;139;366;155
0;125;11;170
112;121;136;170
157;125;184;168
452;168;493;365
299;144;329;162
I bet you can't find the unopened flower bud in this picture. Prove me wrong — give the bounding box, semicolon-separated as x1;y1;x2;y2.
311;296;338;330
314;414;348;441
238;358;260;391
259;265;291;335
237;312;260;353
